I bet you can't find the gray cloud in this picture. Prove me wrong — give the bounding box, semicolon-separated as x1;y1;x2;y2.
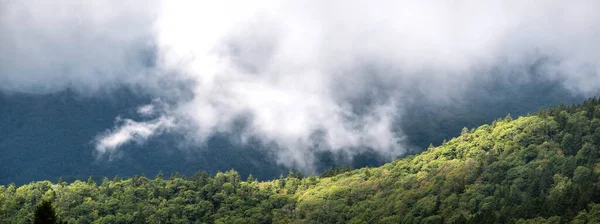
2;0;600;171
0;0;159;93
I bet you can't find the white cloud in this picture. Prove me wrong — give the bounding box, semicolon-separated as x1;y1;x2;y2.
94;116;174;158
150;0;600;169
3;0;600;170
137;104;155;117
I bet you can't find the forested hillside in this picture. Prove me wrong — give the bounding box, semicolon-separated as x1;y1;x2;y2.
3;98;600;223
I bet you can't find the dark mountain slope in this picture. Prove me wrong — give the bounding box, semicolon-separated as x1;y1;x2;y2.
2;97;600;223
0;89;286;185
0;74;585;185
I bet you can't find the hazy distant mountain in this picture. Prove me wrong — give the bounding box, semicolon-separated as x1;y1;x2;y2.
0;76;584;185
0;89;287;185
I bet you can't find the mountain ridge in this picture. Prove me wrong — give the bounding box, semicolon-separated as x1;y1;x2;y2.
3;97;600;223
0;79;583;185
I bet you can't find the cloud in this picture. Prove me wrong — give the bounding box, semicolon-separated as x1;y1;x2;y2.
149;0;600;169
137;104;156;117
0;0;160;93
95;117;175;160
4;0;600;171
95;100;174;159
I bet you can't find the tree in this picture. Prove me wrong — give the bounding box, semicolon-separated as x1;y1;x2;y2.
155;171;164;180
247;174;256;183
33;200;60;224
461;127;469;141
505;113;513;122
87;176;96;186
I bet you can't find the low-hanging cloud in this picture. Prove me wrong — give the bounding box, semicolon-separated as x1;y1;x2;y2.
95;115;175;159
3;0;600;171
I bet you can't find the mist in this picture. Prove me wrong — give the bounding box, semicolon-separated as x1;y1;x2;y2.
1;0;599;171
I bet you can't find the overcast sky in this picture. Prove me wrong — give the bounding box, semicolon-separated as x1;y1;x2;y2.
1;0;599;171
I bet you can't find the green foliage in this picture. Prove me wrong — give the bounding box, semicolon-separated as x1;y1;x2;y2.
4;98;600;223
320;166;354;178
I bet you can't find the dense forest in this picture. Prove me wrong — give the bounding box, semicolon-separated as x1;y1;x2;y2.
4;98;600;223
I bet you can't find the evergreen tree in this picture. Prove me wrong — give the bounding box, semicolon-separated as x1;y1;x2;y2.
87;176;96;186
33;201;58;224
155;171;164;180
505;113;513;122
